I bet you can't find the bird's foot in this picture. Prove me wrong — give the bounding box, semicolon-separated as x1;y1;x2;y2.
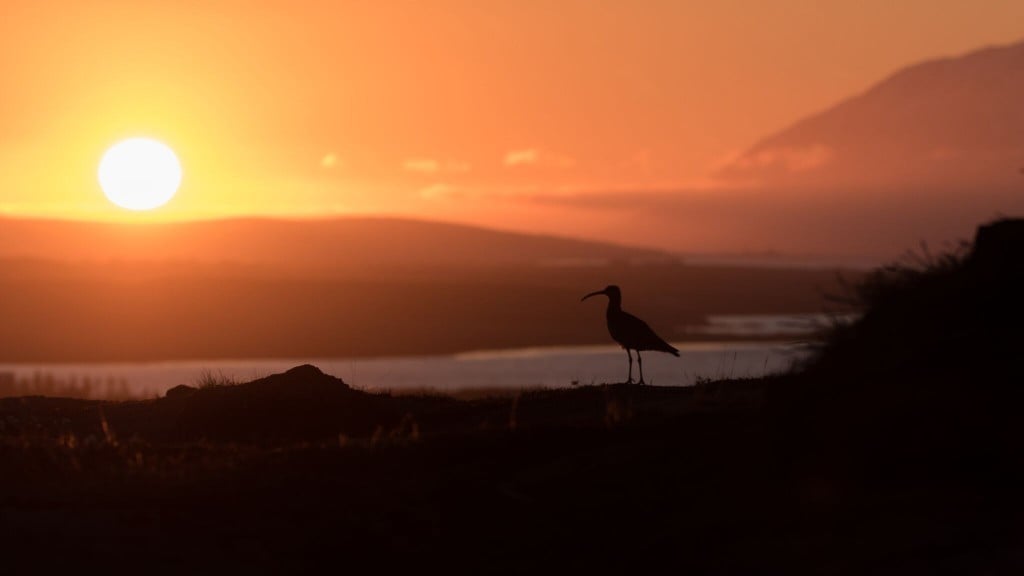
621;378;635;385
637;378;646;385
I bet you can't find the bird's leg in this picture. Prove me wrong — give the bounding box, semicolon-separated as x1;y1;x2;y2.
637;351;645;385
625;349;634;384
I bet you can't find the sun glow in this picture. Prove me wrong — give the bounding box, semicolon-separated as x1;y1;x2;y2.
98;138;182;211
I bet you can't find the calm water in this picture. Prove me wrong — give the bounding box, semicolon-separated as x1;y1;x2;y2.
0;340;809;397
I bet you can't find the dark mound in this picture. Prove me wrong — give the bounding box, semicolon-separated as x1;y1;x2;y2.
111;364;444;442
164;384;197;398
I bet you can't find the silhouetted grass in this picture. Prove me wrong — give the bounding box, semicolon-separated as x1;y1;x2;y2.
0;371;140;400
799;231;1019;388
385;385;547;400
851;241;970;308
193;368;239;389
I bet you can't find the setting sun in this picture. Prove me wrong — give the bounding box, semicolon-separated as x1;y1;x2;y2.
98;138;182;211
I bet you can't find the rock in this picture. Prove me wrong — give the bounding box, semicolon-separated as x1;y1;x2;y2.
283;365;325;379
166;384;198;399
970;218;1024;273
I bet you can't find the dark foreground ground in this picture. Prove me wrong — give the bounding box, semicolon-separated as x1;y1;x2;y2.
3;219;1023;574
1;364;1021;575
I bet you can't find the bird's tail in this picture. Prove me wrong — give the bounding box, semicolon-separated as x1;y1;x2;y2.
659;342;680;357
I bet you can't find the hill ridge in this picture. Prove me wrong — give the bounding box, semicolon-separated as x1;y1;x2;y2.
0;214;671;269
718;38;1024;188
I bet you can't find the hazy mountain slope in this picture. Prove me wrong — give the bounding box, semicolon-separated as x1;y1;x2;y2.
718;40;1024;188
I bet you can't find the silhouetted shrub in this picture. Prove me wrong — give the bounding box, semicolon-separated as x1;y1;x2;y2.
779;219;1024;474
193;369;237;389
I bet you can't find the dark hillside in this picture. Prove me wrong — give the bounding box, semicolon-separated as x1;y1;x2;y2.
785;218;1024;429
764;218;1024;574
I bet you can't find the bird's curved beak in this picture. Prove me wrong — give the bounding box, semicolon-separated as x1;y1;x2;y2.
581;289;606;302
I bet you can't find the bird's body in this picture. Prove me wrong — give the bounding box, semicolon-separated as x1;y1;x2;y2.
582;285;678;384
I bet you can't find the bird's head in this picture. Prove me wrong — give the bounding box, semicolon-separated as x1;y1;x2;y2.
581;285;621;302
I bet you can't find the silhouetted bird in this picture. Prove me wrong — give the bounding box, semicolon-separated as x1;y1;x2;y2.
582;285;679;384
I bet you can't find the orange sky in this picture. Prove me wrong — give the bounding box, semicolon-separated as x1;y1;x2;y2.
2;0;1023;253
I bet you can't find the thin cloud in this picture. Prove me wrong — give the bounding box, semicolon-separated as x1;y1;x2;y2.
418;183;463;200
404;158;471;174
418;183;545;202
503;148;575;168
504;149;539;166
727;144;834;174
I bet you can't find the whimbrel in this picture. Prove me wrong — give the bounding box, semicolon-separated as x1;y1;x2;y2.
582;285;679;384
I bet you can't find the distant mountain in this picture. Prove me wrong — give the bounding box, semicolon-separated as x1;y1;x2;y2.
0;216;669;271
718;40;1024;189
